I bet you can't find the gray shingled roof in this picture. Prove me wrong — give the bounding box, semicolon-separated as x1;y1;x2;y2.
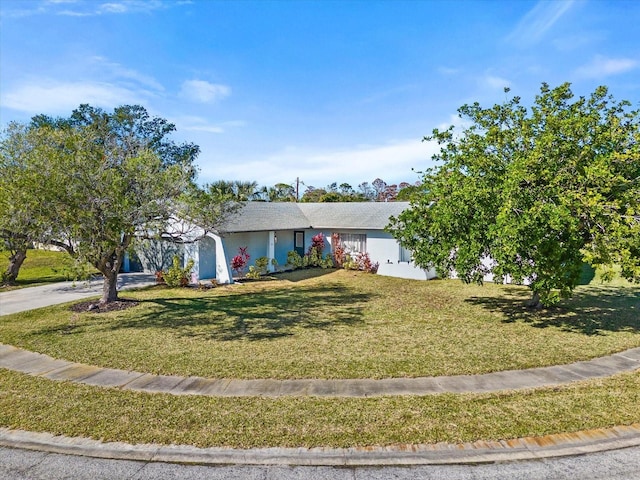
218;202;409;233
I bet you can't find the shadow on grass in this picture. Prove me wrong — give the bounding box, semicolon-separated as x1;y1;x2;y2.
236;268;339;283
103;282;370;341
465;285;639;336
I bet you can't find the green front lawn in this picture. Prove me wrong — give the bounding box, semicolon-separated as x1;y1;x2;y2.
1;268;638;448
1;269;638;379
0;249;96;289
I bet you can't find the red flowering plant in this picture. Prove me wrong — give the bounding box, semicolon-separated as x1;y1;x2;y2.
306;233;325;267
231;246;250;277
331;233;346;268
355;252;379;274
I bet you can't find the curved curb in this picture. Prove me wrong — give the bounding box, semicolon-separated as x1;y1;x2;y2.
1;343;640;397
1;425;640;466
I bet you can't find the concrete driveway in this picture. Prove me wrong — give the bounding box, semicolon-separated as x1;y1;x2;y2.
0;273;156;316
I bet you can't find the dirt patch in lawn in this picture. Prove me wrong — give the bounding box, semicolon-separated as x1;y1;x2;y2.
69;299;139;314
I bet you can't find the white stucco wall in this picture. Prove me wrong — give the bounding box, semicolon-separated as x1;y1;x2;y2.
377;262;437;280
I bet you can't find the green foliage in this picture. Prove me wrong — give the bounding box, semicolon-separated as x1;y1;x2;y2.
254;256;270;273
246;256;270;279
305;247;323;267
304;233;326;267
388;83;640;307
246;265;261;280
341;252;378;273
1;104;201;301
245;266;261;279
286;250;303;269
343;254;357;270
162;255;194;287
59;255;95;283
206;180;259;202
320;254;335;269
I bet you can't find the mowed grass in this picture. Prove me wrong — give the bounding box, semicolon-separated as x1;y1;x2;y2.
0;249;95;289
1;269;638;379
0;368;638;448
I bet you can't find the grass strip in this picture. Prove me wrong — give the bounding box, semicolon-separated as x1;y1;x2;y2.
1;368;638;448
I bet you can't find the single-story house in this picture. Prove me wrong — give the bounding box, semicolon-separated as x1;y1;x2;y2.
127;201;436;283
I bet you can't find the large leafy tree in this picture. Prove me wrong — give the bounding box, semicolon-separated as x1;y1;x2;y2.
0;123;54;284
388;83;639;307
1;105;204;302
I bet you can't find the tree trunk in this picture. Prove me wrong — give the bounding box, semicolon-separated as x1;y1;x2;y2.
98;250;125;304
2;248;27;285
525;291;544;310
100;269;119;304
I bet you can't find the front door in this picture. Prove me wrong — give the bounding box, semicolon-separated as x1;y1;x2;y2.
294;231;305;257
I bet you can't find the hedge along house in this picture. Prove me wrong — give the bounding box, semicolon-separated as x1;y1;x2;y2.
130;202;436;283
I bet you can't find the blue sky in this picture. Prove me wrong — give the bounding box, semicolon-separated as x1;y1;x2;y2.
1;0;638;190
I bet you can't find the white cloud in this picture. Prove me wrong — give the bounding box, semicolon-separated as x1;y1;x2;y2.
99;3;128;14
179;80;231;103
3;0;167;17
1;55;165;117
175;116;245;134
576;55;638;78
482;74;511;91
90;56;165;92
57;9;91;16
507;0;575;47
437;113;472;132
198;139;440;187
1;81;145;115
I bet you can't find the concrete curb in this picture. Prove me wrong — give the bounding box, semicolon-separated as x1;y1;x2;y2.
1;343;639;397
1;425;639;466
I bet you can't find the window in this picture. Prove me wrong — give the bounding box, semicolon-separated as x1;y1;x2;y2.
335;233;366;254
399;245;412;263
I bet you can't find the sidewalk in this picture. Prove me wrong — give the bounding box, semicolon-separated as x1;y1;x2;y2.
1;343;639;397
0;273;156;316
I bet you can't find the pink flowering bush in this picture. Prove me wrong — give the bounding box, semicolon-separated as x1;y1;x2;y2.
231;246;250;277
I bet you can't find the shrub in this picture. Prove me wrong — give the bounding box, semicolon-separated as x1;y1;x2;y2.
163;255;194;287
246;257;278;280
245;266;261;279
286;250;303;269
305;232;325;267
321;254;334;269
342;252;379;274
331;233;346;268
254;256;270;274
343;253;357;271
308;232;325;253
231;246;250;277
355;252;379;273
